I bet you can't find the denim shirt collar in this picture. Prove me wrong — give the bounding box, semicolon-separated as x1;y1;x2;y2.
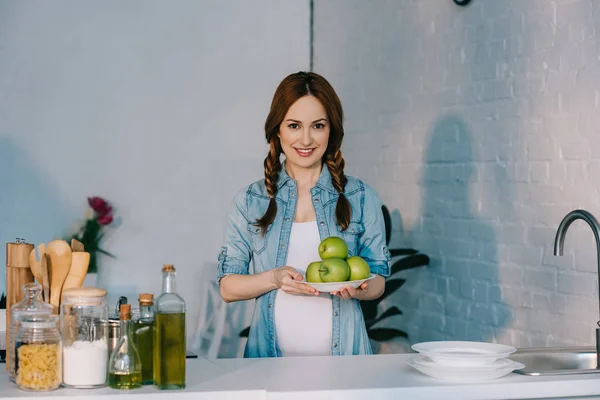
276;161;337;194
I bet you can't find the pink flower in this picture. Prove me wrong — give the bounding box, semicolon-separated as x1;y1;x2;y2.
97;214;113;226
88;197;112;217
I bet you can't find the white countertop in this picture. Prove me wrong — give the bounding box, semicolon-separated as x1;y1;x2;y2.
2;353;600;399
0;358;264;400
215;353;600;400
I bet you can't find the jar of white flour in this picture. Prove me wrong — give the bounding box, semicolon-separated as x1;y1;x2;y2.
60;287;109;388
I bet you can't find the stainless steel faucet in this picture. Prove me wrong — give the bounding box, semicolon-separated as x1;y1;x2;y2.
554;209;600;367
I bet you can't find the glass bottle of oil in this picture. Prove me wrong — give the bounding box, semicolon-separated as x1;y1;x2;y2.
153;264;186;390
108;304;142;389
134;293;154;385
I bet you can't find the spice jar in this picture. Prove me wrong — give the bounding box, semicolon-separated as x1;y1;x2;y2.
60;287;108;388
9;283;53;382
15;315;62;391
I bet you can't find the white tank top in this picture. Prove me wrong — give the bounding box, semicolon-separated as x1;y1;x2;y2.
274;221;333;356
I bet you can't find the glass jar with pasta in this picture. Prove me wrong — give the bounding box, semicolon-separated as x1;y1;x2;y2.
15;315;62;391
9;282;53;382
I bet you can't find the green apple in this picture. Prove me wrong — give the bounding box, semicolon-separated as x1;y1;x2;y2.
347;256;370;281
318;258;351;282
305;261;323;283
318;236;348;260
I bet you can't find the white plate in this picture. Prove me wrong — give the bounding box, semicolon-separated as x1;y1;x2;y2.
411;355;517;371
407;357;524;382
302;273;376;292
411;341;516;367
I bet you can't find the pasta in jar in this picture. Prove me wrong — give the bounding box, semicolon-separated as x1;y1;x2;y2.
15;315;62;392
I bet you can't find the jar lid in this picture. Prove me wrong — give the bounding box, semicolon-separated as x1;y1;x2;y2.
62;287;106;302
62;287;107;298
13;309;53;318
120;304;131;321
163;264;175;272
139;293;154;305
20;314;58;329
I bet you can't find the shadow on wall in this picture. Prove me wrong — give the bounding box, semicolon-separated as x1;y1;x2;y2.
399;114;512;343
0;138;69;291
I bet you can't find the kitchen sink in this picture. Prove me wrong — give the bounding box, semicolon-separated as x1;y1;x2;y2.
511;347;600;376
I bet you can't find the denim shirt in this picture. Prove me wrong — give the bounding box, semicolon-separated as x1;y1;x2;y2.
217;166;391;358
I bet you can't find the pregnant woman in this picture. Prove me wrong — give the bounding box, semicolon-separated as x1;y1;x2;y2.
217;71;391;358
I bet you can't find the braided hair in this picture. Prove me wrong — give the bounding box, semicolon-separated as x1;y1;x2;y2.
255;71;351;234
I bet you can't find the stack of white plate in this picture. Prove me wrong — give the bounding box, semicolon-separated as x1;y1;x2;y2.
408;341;524;381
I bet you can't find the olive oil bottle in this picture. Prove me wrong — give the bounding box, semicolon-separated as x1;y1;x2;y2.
108;304;142;390
134;294;155;385
153;264;186;390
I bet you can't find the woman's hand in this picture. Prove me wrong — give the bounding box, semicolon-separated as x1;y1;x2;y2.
330;282;369;300
330;275;385;300
271;266;319;296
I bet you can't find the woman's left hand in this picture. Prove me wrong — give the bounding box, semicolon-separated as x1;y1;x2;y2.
330;282;368;300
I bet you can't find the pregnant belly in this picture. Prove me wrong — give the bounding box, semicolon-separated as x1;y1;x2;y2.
273;289;333;357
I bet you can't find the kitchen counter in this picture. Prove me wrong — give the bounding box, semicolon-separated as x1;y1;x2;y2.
0;357;264;400
2;353;600;399
215;353;600;400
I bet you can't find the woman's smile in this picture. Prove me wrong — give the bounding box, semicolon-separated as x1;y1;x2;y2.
294;147;316;157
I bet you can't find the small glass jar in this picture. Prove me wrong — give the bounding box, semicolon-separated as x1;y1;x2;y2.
60;287;108;388
15;315;62;391
9;283;53;382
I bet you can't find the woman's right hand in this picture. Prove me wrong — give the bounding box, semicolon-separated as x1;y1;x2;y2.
271;266;319;296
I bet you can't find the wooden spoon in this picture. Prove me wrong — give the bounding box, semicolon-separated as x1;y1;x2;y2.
62;252;90;291
41;253;50;303
46;240;72;309
28;243;45;284
71;239;84;252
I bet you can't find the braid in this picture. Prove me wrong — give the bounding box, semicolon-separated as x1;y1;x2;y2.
325;149;351;230
256;140;281;234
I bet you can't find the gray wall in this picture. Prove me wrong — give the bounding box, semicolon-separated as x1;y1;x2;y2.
0;0;310;352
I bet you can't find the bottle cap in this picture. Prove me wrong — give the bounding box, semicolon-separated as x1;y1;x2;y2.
120;303;131;321
162;264;175;272
139;293;154;306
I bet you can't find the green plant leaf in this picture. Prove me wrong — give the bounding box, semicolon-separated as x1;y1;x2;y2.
382;205;392;246
96;248;117;259
367;306;402;329
389;248;418;257
369;328;408;342
0;292;6;309
391;254;429;275
239;326;250;337
360;300;379;322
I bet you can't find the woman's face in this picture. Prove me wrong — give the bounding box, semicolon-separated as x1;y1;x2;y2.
278;95;330;172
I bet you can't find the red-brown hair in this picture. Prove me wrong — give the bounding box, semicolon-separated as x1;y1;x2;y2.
255;71;351;234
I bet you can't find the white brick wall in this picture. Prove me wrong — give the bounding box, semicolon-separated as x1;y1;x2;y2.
315;0;600;348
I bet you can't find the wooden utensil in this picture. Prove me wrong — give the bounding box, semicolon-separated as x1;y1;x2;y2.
62;252;90;291
28;243;45;284
46;240;72;310
41;253;50;303
71;239;84;252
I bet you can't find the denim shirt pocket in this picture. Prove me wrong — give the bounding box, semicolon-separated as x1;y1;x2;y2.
247;222;272;255
342;222;365;257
